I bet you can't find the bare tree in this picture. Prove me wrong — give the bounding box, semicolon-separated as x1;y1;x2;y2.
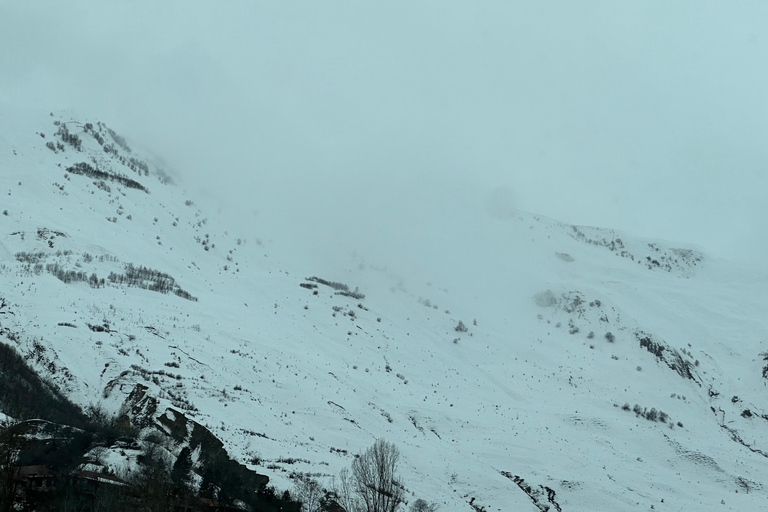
409;498;439;512
333;467;363;512
351;439;403;512
126;441;173;512
293;474;323;512
0;420;22;512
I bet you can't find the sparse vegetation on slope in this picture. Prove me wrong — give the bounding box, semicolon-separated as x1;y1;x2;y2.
108;264;197;301
305;277;366;299
66;162;148;193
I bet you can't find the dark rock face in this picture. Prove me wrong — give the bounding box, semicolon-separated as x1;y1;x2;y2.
500;471;562;512
123;384;273;504
124;384;159;429
155;407;269;492
636;332;699;383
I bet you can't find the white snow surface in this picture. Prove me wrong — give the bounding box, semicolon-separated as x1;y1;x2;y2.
1;104;768;511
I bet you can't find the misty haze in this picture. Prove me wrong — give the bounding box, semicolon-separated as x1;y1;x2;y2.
0;2;767;511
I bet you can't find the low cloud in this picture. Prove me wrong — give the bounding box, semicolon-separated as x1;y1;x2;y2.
2;1;766;267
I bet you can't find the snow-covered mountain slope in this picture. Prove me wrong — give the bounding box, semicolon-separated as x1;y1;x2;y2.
1;104;767;511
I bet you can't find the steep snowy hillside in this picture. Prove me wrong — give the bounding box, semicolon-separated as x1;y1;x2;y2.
1;105;767;511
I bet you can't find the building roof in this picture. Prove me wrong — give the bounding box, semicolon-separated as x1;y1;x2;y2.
16;465;55;478
76;470;127;486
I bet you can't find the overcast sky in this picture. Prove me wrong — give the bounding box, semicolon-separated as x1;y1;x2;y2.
2;1;767;268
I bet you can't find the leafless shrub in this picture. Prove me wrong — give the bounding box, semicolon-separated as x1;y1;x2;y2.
293;474;323;512
410;499;439;512
335;439;404;512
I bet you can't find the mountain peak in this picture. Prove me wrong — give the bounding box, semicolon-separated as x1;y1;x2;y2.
1;108;767;511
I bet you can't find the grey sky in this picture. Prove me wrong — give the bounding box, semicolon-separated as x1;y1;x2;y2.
2;1;767;268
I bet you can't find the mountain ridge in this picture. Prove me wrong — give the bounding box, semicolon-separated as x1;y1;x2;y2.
1;105;767;511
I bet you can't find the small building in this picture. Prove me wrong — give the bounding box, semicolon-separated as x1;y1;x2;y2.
15;465;56;491
74;469;128;491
